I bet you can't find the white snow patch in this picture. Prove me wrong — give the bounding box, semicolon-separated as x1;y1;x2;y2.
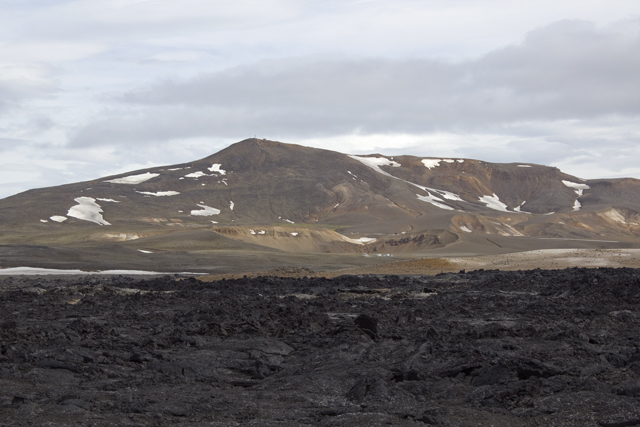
184;171;209;178
105;172;159;185
0;267;203;275
573;200;582;211
563;180;590;211
40;219;48;223
229;201;234;210
518;165;532;168
250;229;256;235
562;180;590;198
421;159;442;169
190;204;221;216
178;210;183;213
513;202;531;214
136;191;180;197
167;167;185;171
429;188;464;202
290;232;299;237
562;180;590;192
416;194;454;210
211;221;218;224
460;226;472;233
50;216;67;223
208;164;226;175
457;160;464;163
479;194;510;212
97;198;119;203
138;250;153;254
422;159;456;168
349;156;401;176
282;218;294;224
345;237;377;245
67;197;110;225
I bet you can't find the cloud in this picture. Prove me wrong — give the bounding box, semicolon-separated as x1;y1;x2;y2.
0;63;57;115
67;18;640;150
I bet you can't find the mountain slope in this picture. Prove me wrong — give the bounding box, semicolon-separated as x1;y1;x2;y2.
2;138;640;262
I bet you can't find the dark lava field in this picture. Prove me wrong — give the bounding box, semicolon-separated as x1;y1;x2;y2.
3;269;640;426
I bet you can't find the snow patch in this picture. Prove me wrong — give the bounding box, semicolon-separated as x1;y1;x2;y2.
208;164;226;175
562;180;590;193
229;201;234;210
50;216;67;223
67;197;110;226
40;219;48;223
460;226;472;233
190;204;221;216
429;188;464;202
105;172;159;185
572;200;582;211
0;267;202;275
138;249;153;254
136;191;180;197
421;159;441;169
184;171;209;179
416;194;454;210
422;159;456;169
349;156;401;176
345;237;377;245
290;232;299;237
97;198;119;203
513;202;531;214
518;165;532;168
479;194;510;212
563;180;590;211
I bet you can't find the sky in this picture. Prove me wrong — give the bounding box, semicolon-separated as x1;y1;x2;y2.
0;0;639;199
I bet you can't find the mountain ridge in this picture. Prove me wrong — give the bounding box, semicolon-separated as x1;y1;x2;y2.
1;138;640;272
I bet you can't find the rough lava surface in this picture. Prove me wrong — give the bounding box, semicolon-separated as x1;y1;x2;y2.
3;269;640;426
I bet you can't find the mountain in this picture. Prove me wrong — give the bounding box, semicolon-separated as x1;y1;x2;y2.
1;138;640;272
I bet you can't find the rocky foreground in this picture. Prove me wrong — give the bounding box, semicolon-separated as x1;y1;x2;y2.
2;269;640;426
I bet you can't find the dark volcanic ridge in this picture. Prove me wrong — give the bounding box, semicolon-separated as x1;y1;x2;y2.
3;268;640;426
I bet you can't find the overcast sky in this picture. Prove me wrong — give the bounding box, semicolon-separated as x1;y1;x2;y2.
1;0;639;199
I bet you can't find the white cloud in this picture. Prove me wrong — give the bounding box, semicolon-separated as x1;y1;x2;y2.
1;1;640;199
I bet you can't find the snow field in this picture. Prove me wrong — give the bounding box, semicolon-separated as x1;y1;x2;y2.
67;197;110;226
105;172;159;185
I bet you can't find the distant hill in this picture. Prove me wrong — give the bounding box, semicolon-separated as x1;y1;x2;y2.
1;138;640;271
